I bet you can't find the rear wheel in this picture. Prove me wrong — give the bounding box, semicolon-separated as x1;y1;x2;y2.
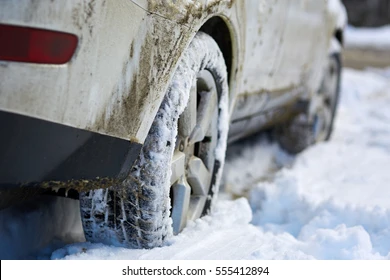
276;44;341;154
171;69;221;234
79;32;229;248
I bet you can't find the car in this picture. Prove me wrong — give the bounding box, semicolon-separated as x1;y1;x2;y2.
0;0;347;249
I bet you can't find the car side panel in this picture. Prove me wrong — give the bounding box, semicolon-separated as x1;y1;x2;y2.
237;0;291;94
230;0;292;122
270;0;329;99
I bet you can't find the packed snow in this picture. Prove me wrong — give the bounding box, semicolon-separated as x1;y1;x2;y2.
1;67;390;260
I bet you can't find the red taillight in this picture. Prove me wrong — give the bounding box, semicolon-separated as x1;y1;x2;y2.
0;24;78;64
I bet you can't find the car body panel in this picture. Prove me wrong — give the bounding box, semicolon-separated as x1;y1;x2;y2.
0;0;191;144
0;0;344;145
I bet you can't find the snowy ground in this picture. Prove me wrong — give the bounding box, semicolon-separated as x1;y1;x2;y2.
1;67;390;260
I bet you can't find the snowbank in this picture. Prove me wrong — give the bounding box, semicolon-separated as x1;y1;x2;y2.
345;25;390;50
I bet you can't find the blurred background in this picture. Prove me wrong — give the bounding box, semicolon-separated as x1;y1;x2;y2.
342;0;390;69
343;0;390;27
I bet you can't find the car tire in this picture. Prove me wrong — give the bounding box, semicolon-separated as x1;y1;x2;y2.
79;32;229;248
275;42;342;154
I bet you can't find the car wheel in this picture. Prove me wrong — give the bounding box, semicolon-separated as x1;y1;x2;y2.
79;32;229;248
275;42;341;154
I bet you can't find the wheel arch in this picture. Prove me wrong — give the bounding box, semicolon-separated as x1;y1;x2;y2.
199;16;235;84
334;28;344;47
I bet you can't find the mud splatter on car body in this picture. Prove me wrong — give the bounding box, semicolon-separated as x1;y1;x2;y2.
0;0;345;144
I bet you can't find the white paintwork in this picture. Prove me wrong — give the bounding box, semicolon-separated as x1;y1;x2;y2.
0;0;344;144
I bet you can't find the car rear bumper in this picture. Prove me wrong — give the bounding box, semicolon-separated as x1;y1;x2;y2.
0;0;151;143
0;110;142;190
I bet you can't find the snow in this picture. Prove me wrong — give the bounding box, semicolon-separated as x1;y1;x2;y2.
345;25;390;50
1;66;390;260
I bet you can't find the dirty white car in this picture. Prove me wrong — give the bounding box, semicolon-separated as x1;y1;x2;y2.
0;0;346;248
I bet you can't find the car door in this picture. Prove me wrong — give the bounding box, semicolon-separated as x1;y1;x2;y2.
269;0;329;98
229;0;292;140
